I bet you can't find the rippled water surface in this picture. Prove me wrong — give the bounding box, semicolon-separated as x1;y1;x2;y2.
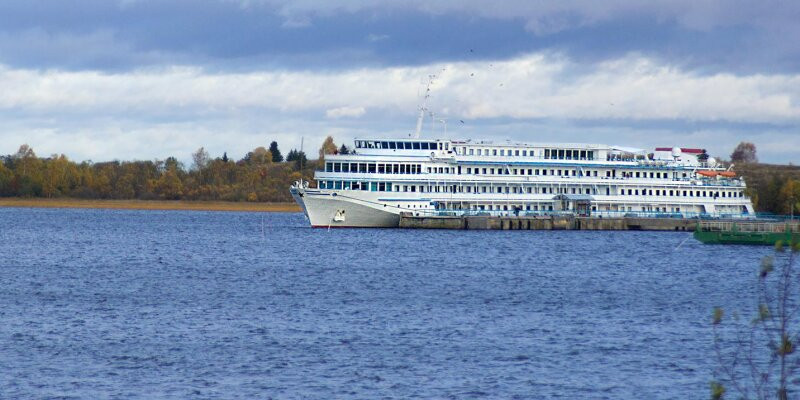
0;207;772;398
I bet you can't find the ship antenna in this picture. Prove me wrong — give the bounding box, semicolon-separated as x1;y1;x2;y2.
413;75;435;138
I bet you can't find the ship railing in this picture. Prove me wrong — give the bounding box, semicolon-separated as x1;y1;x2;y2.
698;220;800;233
417;209;765;220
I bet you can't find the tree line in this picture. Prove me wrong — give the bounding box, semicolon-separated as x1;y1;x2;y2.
728;142;800;216
0;138;333;202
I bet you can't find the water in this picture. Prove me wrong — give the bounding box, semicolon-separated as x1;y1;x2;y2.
0;208;772;399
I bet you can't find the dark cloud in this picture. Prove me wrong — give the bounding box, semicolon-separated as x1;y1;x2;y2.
0;0;796;74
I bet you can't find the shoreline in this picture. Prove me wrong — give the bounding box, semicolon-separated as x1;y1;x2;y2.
0;198;301;212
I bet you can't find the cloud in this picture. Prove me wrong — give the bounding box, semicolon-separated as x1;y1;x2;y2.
0;0;796;74
0;51;798;163
326;106;366;118
1;53;797;123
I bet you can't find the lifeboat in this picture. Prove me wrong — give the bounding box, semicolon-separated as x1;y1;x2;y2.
718;171;737;178
697;170;718;177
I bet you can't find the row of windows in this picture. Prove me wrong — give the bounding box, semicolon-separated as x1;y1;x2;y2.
327;164;687;180
325;162;422;174
620;188;743;198
319;181;395;191
453;147;596;160
460;167;600;177
543;149;594;160
319;179;746;199
354;140;442;150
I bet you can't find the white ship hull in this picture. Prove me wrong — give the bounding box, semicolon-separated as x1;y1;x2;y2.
291;187;401;228
289;137;756;228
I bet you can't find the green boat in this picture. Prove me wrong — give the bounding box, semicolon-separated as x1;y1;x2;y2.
694;221;800;245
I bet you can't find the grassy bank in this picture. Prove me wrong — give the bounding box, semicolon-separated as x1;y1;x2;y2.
0;198;301;212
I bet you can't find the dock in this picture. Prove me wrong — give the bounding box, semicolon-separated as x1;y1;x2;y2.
399;213;698;231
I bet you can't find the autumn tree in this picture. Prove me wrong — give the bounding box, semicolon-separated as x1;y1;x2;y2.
191;147;210;171
269;141;283;162
778;179;800;216
13;144;43;196
731;142;758;164
0;162;12;196
319;136;337;162
42;154;76;198
250;147;272;165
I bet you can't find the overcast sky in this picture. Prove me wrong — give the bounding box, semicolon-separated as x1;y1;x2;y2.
0;0;798;163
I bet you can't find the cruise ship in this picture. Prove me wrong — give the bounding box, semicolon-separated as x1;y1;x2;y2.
290;137;755;228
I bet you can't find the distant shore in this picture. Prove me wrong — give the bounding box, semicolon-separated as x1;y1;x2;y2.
0;198;301;212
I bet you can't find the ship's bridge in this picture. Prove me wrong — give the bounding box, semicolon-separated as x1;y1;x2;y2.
354;138;451;157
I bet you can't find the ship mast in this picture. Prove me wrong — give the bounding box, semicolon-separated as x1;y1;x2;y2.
413;75;436;138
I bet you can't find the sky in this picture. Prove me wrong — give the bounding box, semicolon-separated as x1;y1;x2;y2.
0;0;799;164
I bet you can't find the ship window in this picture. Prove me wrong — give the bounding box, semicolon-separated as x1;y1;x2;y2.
344;181;351;190
334;181;343;189
413;142;421;150
358;163;366;173
500;149;505;156
377;164;384;173
558;150;564;159
477;149;482;156
515;150;520;156
368;164;376;173
342;163;350;173
388;142;396;149
325;162;332;172
580;150;586;159
493;149;497;156
379;141;387;149
333;163;341;172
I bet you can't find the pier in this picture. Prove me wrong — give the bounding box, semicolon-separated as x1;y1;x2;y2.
399;213;698;231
